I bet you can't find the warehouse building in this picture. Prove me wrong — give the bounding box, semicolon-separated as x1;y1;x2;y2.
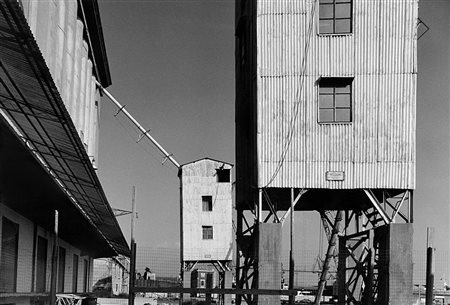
0;1;129;304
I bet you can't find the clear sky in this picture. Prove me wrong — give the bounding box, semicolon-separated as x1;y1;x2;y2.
96;0;450;259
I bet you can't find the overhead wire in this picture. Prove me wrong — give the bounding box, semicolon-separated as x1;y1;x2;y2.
264;0;319;188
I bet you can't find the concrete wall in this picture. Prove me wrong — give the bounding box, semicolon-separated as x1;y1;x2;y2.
180;159;233;262
0;203;94;298
19;0;101;167
375;223;413;305
258;223;282;305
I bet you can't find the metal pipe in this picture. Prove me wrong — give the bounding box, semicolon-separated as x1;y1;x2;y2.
96;81;181;169
131;186;136;245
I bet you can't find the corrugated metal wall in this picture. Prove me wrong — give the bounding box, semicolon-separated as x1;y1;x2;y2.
251;0;417;190
20;0;100;166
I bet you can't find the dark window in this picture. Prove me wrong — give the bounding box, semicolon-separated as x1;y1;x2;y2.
318;78;352;123
83;259;89;292
216;168;231;183
202;196;213;212
0;217;19;292
58;247;66;292
36;236;48;292
72;255;79;292
319;0;352;34
202;226;213;240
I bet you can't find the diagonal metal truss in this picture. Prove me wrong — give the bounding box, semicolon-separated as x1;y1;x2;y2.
336;189;412;305
236;188;412;305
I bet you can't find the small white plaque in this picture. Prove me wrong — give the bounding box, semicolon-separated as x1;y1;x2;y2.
326;171;345;181
204;254;211;258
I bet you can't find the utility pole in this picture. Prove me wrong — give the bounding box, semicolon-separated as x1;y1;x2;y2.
425;227;435;305
128;187;137;305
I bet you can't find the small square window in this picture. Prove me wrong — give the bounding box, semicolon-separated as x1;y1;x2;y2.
318;77;353;123
202;196;213;212
216;168;231;183
202;226;213;240
319;0;352;34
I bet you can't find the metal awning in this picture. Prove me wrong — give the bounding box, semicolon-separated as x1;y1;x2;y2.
0;1;129;256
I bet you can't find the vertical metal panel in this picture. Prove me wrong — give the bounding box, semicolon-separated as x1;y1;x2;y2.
25;0;38;36
87;76;96;161
45;0;57;77
62;1;77;114
34;2;50;61
93;88;101;166
54;0;66;91
70;20;84;130
253;0;417;189
83;60;93;147
78;41;88;141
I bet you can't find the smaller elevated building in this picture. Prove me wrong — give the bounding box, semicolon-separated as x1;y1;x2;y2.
178;158;233;303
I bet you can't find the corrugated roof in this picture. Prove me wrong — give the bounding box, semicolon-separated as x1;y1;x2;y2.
0;1;129;257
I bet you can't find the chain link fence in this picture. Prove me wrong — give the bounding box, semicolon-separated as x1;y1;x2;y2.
88;246;450;305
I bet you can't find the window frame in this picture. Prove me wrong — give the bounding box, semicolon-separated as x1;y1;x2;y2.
57;247;66;293
318;77;353;124
318;0;353;35
202;196;213;212
36;236;48;293
0;217;19;293
202;226;214;240
72;254;79;292
83;259;89;293
216;168;231;183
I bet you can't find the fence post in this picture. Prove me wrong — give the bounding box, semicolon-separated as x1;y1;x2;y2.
425;227;435;305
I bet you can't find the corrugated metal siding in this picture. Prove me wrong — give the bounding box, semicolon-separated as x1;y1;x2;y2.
254;0;417;189
21;0;101;161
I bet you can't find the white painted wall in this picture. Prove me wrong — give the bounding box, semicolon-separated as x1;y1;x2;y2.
181;159;233;262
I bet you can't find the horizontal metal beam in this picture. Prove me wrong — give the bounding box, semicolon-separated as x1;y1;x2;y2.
0;292;49;298
132;287;299;296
